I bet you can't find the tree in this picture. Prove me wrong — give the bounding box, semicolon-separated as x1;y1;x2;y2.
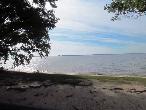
104;0;146;21
0;0;58;66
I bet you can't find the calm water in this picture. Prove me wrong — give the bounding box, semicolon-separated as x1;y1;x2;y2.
5;54;146;75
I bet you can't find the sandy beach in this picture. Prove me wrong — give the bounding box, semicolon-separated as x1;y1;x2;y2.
0;70;146;110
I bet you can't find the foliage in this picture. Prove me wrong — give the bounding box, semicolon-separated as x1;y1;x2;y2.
0;0;58;66
104;0;146;21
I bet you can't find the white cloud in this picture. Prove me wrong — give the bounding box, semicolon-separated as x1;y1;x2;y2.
96;38;120;43
54;0;146;37
48;0;146;55
50;31;141;45
49;36;146;55
49;41;115;55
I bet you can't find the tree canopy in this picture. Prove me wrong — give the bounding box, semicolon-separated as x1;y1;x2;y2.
0;0;58;66
104;0;146;21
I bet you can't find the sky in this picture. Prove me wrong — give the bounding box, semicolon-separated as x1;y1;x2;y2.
47;0;146;55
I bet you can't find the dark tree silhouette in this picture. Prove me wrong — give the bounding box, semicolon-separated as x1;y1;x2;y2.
104;0;146;21
0;0;58;66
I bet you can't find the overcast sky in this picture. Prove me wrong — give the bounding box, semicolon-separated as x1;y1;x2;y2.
48;0;146;55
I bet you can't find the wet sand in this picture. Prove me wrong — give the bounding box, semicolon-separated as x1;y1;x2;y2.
0;70;146;110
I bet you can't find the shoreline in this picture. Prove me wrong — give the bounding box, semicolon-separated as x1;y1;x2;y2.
2;69;146;77
1;70;146;110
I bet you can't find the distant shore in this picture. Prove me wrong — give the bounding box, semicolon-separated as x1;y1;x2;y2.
1;70;146;110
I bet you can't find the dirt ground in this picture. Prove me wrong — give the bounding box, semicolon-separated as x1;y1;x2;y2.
0;71;146;110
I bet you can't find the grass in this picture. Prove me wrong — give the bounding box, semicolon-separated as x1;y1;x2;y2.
80;75;146;85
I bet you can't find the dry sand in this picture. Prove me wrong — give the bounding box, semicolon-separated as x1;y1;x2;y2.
0;70;146;110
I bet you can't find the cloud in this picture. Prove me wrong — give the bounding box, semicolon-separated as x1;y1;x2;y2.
49;40;146;56
96;38;123;44
50;28;146;45
54;0;146;36
49;41;115;55
48;0;146;55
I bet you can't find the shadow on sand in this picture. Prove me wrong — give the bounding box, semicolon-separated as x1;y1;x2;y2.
0;70;92;87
